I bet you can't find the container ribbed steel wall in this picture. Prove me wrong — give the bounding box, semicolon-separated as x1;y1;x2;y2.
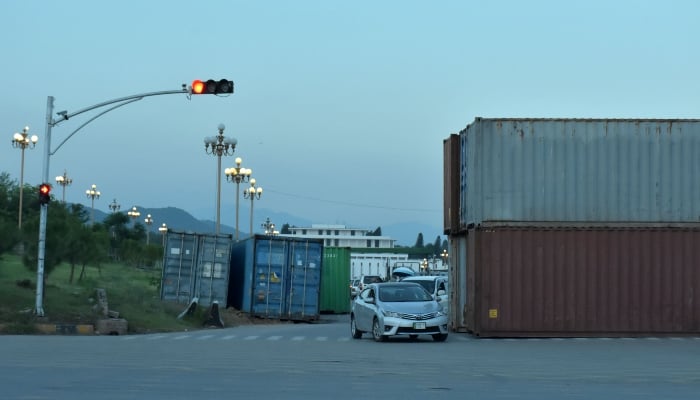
458;223;700;337
319;247;351;314
160;230;233;308
459;118;700;227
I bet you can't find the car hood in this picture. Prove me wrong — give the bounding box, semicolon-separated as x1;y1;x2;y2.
380;301;442;314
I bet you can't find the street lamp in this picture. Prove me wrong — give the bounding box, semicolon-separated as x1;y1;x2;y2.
261;216;278;236
11;126;38;229
144;214;153;245
159;223;168;246
421;258;429;276
204;123;237;235
127;206;141;224
108;198;120;213
441;248;449;267
224;157;252;240
85;184;101;226
54;169;73;203
243;178;263;238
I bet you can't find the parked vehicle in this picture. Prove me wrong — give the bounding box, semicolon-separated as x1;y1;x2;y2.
401;276;448;315
358;275;383;291
350;282;449;342
349;279;360;299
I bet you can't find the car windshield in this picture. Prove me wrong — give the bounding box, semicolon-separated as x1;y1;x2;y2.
378;285;432;302
408;280;435;293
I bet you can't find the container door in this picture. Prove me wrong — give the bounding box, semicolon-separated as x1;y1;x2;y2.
285;240;322;320
251;238;288;318
160;232;198;304
195;235;232;308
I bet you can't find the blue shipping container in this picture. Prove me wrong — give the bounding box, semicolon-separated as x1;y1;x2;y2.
230;235;323;321
459;118;700;226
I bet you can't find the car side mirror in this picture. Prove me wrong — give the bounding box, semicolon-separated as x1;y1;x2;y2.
366;297;375;304
437;289;446;296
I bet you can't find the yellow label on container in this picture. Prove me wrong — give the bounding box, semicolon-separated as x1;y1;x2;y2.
489;309;498;319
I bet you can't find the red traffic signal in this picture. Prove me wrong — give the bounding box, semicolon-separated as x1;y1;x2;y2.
191;79;234;95
39;183;51;205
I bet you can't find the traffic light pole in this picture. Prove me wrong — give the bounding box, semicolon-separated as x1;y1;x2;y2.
35;87;190;317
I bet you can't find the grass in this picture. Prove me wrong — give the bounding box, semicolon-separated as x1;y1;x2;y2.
0;254;207;334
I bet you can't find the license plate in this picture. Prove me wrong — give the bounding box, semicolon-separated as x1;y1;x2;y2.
413;322;426;329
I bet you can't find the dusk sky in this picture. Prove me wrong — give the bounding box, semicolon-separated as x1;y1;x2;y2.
2;1;699;240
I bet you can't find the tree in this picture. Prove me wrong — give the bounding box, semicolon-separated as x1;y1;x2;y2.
414;233;424;248
368;227;382;236
281;223;291;234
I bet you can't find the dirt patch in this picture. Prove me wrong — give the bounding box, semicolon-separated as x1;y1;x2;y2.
218;307;292;327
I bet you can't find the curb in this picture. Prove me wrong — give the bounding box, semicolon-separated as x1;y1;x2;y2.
36;324;95;335
0;323;95;335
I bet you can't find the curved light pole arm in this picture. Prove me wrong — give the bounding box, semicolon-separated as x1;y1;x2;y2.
51;98;142;155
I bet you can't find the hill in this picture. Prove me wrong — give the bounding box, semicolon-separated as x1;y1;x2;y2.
90;207;442;247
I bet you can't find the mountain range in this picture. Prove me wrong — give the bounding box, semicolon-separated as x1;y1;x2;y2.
89;206;443;247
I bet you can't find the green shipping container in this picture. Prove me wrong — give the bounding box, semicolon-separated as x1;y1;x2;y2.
319;247;351;314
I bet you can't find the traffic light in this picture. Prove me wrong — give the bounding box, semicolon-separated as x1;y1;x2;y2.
39;183;51;205
190;79;234;95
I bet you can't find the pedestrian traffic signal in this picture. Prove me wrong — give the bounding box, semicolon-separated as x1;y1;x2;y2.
39;183;51;205
190;79;234;95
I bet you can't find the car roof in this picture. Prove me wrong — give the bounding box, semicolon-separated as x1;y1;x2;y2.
402;276;444;281
372;282;422;288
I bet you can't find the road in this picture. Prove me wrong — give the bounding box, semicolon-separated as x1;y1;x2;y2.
1;314;698;400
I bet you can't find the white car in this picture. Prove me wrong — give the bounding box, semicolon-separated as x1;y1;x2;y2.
350;282;449;342
401;276;448;315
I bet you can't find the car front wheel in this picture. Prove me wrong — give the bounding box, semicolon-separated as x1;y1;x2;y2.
432;333;448;342
350;315;363;339
372;318;385;342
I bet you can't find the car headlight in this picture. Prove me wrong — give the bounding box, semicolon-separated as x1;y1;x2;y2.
436;310;446;317
381;309;402;318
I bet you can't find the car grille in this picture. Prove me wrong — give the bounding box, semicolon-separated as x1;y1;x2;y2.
398;312;438;320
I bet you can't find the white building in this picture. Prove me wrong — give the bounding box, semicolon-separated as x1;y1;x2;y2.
285;224;395;248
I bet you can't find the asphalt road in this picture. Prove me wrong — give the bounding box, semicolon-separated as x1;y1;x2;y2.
1;315;698;400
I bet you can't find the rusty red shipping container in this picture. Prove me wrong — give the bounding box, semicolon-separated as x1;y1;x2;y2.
451;223;700;337
443;133;460;235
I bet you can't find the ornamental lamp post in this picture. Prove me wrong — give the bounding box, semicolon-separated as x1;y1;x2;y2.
159;223;168;246
421;258;429;276
243;178;263;238
261;216;278;236
85;184;101;226
144;214;153;245
204;123;237;235
127;206;141;224
55;170;73;203
108;198;120;213
441;248;449;268
225;157;252;240
11;126;39;229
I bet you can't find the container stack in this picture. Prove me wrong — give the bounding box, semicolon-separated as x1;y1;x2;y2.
444;118;700;337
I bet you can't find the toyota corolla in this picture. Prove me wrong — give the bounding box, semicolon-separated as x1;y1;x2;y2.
350;282;448;342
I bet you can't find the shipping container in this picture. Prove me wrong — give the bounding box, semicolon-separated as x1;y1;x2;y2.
452;223;700;337
160;230;199;304
443;133;461;235
229;235;323;321
160;230;234;308
319;247;351;314
458;118;700;227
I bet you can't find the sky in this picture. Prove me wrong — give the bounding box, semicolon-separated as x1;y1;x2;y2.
2;0;700;240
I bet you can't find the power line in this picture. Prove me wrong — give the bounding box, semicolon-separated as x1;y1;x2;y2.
264;188;440;213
